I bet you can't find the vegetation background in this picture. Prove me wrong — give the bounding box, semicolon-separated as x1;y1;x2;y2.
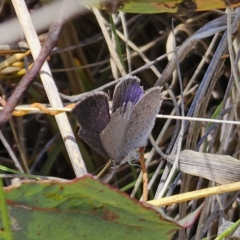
0;0;239;239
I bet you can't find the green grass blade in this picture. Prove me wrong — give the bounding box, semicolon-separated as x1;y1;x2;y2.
109;14;125;71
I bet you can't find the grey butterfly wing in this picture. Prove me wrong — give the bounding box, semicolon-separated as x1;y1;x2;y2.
99;75;144;162
123;87;162;154
112;75;144;113
100;102;132;163
72;92;110;158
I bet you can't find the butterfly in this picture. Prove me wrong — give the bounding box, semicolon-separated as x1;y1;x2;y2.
72;75;162;165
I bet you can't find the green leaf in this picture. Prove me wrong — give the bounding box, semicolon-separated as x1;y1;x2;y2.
94;0;225;14
1;176;181;239
0;178;12;240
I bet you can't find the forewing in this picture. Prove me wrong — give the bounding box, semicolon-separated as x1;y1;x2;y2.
72;92;110;158
123;87;162;154
112;75;144;113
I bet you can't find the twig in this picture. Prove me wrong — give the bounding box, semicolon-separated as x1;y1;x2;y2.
139;147;148;202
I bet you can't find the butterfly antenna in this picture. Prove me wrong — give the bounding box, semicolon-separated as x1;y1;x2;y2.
95;160;112;179
92;164;106;175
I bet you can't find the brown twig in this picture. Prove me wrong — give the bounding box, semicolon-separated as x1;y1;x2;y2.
139;147;148;202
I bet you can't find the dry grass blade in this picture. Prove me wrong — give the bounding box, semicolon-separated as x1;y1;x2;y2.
147;181;240;207
11;0;87;177
93;8;126;76
167;150;240;185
